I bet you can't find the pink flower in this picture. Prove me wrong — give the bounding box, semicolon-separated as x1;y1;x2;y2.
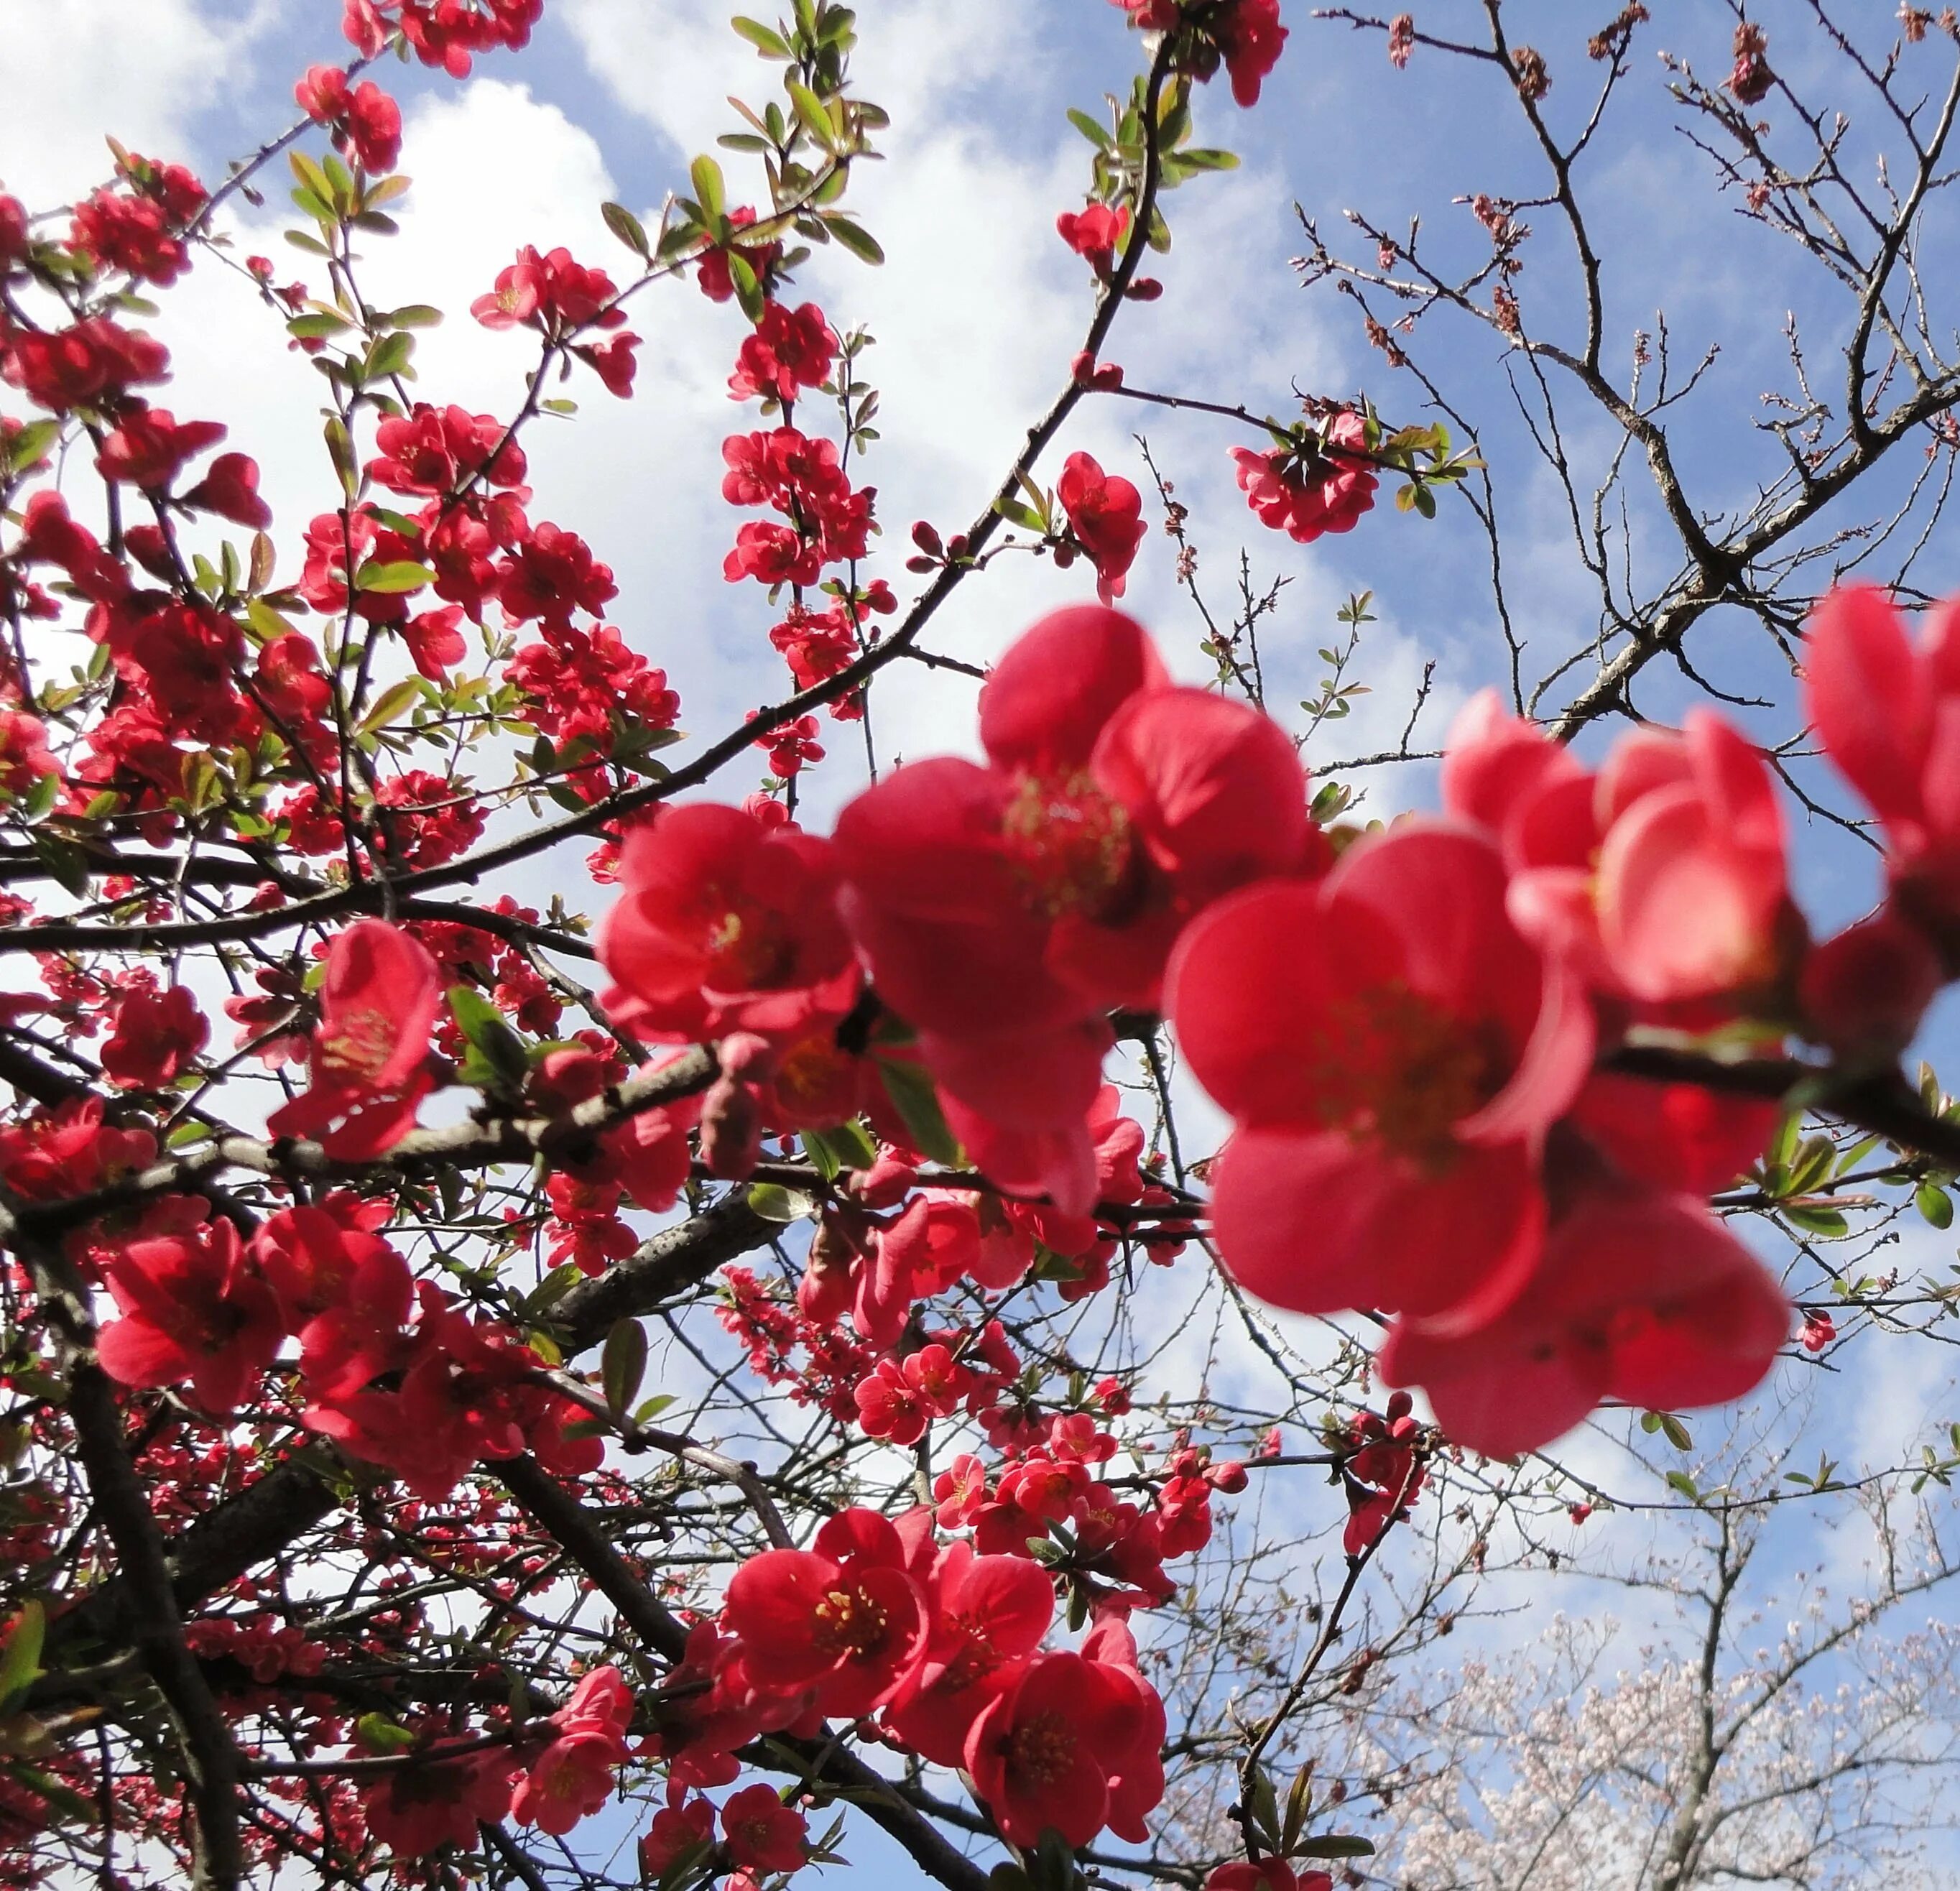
597;802;860;1046
1590;712;1793;1004
97;1215;284;1415
887;1543;1054;1767
1165;823;1594;1330
94;407;226;490
267;920;444;1157
720;1784;807;1873
1443;688;1797;1006
1379;1175;1790;1458
100;984;208;1089
1805;583;1960;959
1056;450;1147;604
1056;203;1130;275
835;605;1316;1210
1229;412;1376;542
721;1508;929;1718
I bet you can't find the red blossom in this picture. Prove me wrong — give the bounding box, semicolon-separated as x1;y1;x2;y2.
1379;1175;1790;1458
598;801;860;1046
963;1646;1157;1849
721;1507;930;1717
720;1784;807;1872
1166;823;1594;1329
1056;203;1130;275
728;301;838;405
370;403;529;496
472;244;623;335
181;452;272;528
1230;411;1377;542
1;315;169;410
99;983;208;1089
267;920;443;1157
94;407;226;490
836;605;1318;1210
96;1214;284;1415
1056;450;1147;604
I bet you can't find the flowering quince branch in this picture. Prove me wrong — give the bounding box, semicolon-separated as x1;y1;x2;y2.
13;5;1960;1890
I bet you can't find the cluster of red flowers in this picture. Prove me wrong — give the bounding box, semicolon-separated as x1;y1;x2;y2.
1230;411;1379;543
1108;0;1290;108
584;576;1960;1458
473;244;639;395
295;63;405;172
650;1507;1167;1850
341;0;543;76
828;604;1316;1211
721;423;874;588
1167;688;1807;1456
359;1665;634;1857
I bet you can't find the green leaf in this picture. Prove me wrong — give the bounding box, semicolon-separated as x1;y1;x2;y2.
1293;1834;1377;1860
787;79;834;147
1177;147;1240;171
356;1714;419;1753
601;200;650;257
353;560;435;593
29;833;88;900
806;1119;878;1174
358;675;425;735
6;419;59;472
1918;1183;1954;1229
0;1601;45;1712
1784;1203;1849;1238
385;304;444;328
287;311;351;341
448;984;529;1088
1066;107;1113;150
601;1318;648;1419
877;1055;962;1167
17;772;59;823
732;14;794;56
727;250;767;323
823;213;884;264
689;154;727;220
1785;1133;1836;1198
364;330;414;380
748;1182;818;1223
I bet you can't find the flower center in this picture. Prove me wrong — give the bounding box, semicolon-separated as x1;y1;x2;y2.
941;1618;999;1691
811;1583;889;1659
1009;1709;1077;1784
999;769;1134;921
318;1005;397;1086
1300;983;1502;1160
706;907;794;992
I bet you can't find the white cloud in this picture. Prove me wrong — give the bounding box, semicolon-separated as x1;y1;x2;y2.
0;0;277;208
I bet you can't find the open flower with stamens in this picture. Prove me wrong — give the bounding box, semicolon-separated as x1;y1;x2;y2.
886;1543;1055;1766
963;1647;1152;1849
598;802;860;1047
721;1507;930;1719
267;919;443;1157
835;604;1316;1210
1165;822;1593;1331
